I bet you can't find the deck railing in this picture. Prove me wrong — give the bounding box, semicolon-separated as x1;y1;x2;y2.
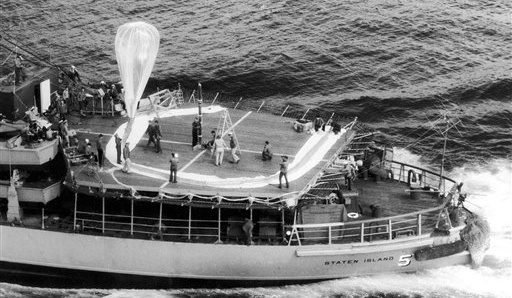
286;206;441;245
74;211;284;243
287;161;457;246
388;161;456;192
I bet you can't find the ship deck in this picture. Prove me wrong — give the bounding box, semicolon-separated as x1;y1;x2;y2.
5;103;446;245
69;104;350;199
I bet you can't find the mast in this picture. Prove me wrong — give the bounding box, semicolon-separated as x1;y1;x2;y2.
438;117;448;192
438;115;461;193
197;83;203;144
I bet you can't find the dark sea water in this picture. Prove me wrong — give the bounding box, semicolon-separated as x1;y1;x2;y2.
0;0;511;297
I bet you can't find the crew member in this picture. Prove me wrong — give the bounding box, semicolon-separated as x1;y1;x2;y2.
262;141;273;161
192;117;201;147
169;153;179;183
96;134;104;170
14;54;26;85
279;155;289;189
314;115;325;132
114;133;122;164
153;119;162;153
122;142;131;173
228;132;240;164
213;135;226;166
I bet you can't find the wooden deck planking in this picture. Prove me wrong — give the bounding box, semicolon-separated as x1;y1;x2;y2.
70;106;346;198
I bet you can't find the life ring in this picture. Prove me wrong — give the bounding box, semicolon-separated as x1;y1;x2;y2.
387;169;394;180
407;169;418;186
347;212;359;219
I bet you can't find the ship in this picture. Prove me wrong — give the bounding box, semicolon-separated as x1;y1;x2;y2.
0;32;490;289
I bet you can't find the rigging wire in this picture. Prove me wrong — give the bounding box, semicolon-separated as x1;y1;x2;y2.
0;48;14;66
0;31;57;68
0;43;39;68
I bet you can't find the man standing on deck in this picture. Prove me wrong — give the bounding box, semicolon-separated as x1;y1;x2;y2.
169;152;178;183
96;134;104;171
122;142;131;173
59;120;70;147
14;54;26;85
146;119;156;149
278;155;289;189
69;65;81;83
213;135;227;166
153;119;162;153
192;117;201;147
228;132;240;164
77;87;87;116
114;133;122;164
314;115;325;132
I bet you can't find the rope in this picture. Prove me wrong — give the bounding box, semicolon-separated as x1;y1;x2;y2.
0;49;14;66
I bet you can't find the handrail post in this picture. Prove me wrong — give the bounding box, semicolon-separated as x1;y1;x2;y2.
102;196;105;234
210;92;219;106
130;199;134;235
280;105;289;117
417;213;422;235
188;205;192;240
328;226;332;244
360;222;365;243
388;219;392;240
41;207;45;230
234;97;243;109
73;193;77;231
158;202;162;231
256;101;265;113
281;208;285;239
217;207;222;243
300;109;310;120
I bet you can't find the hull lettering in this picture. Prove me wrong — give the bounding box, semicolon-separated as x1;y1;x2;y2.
325;256;394;266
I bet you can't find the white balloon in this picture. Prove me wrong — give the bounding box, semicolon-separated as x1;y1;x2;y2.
115;22;160;119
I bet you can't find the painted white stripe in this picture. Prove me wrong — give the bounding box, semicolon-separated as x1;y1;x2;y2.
180;111;252;172
86;106;342;189
296;238;434;257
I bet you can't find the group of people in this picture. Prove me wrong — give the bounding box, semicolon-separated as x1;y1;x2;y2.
48;66;124;119
293;115;341;134
211;132;239;166
114;133;132;174
13;58;122;121
76;134;105;171
199;128;240;167
191;115;290;189
76;133;131;174
67;114;291;189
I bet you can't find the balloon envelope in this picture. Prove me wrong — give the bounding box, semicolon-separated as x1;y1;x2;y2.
115;22;160;119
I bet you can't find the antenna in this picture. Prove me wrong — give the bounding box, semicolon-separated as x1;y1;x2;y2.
432;98;465;193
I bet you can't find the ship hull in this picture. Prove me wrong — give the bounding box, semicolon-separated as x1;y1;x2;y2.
0;225;471;288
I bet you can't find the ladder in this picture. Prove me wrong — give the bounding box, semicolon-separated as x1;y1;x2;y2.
173;83;184;106
216;110;241;155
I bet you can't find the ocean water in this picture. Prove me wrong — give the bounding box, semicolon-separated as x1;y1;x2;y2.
0;0;511;297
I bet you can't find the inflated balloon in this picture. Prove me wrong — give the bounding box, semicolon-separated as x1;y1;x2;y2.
115;21;160;143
